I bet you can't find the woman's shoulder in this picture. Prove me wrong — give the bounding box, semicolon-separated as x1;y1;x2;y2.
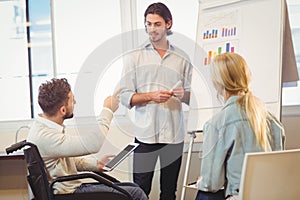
213;101;245;122
204;108;244;136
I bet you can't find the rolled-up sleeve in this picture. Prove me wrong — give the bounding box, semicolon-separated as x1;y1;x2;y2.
74;156;98;171
119;53;137;109
120;89;135;109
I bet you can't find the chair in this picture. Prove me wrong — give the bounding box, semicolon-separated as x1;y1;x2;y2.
239;149;300;200
6;140;133;200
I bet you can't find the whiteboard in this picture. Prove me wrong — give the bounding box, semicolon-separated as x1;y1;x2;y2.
187;0;284;131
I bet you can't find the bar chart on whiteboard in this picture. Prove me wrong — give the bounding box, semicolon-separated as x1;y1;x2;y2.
199;9;242;66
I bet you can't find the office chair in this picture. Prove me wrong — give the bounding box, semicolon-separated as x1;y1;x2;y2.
6;140;133;200
239;149;300;200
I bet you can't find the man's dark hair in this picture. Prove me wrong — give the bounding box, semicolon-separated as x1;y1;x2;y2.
38;78;71;116
144;2;173;35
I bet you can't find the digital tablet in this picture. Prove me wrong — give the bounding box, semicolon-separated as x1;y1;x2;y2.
102;143;139;171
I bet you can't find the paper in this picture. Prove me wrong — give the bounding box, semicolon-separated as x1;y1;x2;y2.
170;80;182;91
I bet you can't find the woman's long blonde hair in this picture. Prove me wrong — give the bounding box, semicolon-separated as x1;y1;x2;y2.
211;52;270;150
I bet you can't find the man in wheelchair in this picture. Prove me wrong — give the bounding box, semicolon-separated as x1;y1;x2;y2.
26;78;148;200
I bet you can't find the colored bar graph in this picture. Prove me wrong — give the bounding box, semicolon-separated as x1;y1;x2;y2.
205;27;237;40
221;26;237;37
203;29;218;40
203;42;236;66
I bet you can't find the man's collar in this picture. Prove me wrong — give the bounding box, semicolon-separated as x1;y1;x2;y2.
144;40;174;51
36;114;65;133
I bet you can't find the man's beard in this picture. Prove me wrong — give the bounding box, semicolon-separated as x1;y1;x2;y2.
63;111;73;119
149;32;162;43
148;29;167;43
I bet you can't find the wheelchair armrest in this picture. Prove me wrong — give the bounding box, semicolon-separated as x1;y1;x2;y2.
50;172;113;188
49;172;133;200
92;171;120;183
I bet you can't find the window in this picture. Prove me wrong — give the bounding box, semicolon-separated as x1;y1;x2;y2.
0;0;124;120
28;0;53;116
0;0;52;121
0;0;31;120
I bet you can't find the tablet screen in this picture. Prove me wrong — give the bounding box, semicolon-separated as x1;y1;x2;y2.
104;143;139;171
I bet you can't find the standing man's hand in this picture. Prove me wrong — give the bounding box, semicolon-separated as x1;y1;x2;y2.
150;90;173;103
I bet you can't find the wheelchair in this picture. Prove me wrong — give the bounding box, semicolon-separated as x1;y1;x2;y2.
6;140;133;200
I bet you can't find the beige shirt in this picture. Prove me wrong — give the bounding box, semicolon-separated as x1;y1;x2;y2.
27;109;113;194
120;42;192;144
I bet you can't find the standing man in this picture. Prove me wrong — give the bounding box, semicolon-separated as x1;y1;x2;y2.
27;78;148;200
120;2;192;199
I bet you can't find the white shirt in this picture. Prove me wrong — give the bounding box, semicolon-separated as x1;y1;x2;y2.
120;42;192;144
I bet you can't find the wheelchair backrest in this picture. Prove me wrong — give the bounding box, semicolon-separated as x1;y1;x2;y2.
24;144;52;200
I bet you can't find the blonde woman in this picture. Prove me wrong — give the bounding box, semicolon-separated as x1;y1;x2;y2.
195;52;285;200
